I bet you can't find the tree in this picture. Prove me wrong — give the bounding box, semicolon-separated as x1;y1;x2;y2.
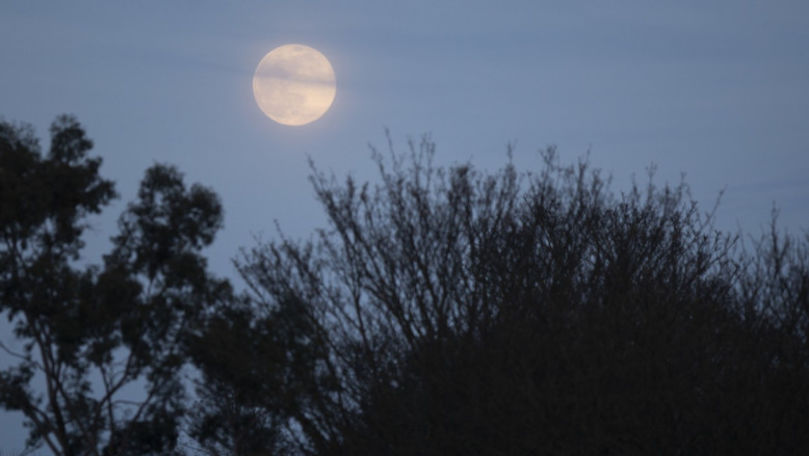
3;116;807;454
223;137;809;454
0;116;228;455
186;291;331;456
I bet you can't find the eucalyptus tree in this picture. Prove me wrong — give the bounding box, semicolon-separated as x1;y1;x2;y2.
0;116;228;456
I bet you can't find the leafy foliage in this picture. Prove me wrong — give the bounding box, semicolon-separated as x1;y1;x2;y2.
0;116;227;455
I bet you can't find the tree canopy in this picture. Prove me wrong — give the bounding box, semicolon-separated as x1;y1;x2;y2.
2;117;808;455
221;138;809;454
0;116;228;455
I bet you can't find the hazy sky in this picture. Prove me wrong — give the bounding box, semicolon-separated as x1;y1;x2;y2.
1;0;808;451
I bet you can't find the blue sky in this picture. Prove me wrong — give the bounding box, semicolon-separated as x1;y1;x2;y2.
1;0;808;451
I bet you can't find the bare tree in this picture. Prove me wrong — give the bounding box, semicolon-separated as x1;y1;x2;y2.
222;137;809;454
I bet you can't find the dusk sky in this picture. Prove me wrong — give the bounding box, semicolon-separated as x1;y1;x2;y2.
2;1;809;451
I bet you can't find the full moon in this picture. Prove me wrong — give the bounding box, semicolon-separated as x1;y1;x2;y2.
252;44;336;126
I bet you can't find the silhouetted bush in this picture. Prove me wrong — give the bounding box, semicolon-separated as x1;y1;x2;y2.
225;138;809;454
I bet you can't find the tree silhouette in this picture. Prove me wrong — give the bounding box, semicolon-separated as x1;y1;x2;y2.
0;116;229;455
2;117;807;455
224;138;809;454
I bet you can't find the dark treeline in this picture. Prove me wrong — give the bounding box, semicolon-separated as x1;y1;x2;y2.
1;116;808;455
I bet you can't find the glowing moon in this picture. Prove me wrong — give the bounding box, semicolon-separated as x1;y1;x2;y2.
252;44;337;126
